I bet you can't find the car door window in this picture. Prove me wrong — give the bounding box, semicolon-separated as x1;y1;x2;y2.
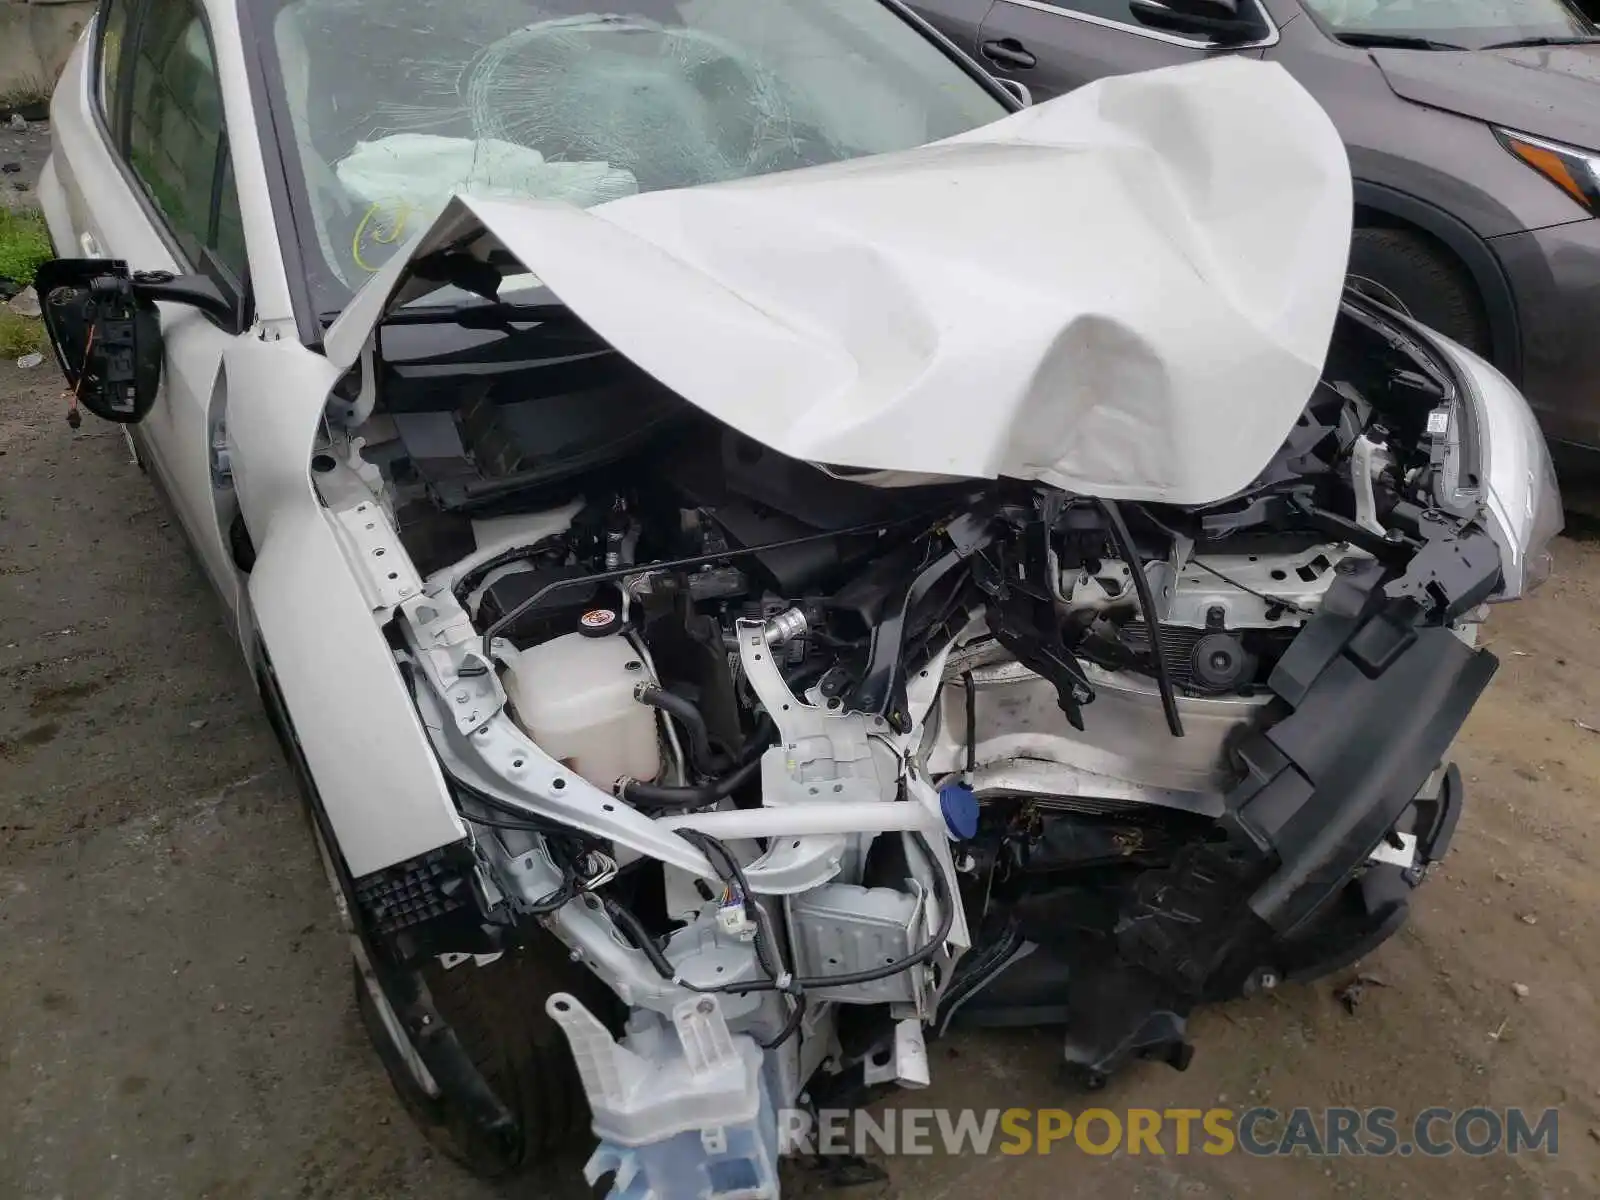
98;0;132;121
1027;0;1220;41
215;153;247;284
124;0;248;287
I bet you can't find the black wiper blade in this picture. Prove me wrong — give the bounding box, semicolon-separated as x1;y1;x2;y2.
1479;35;1600;48
317;300;587;332
380;300;582;329
1336;31;1469;49
317;296;584;332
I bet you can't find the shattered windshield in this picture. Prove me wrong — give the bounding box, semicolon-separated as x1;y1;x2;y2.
249;0;1009;314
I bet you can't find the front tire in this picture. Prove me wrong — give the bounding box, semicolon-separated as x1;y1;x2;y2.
257;647;610;1182
1347;227;1492;356
355;938;610;1180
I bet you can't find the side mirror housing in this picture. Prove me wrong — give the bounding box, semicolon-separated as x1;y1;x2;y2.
1128;0;1268;43
35;259;236;425
37;259;163;424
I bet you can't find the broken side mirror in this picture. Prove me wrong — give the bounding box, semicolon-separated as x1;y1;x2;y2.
35;259;235;425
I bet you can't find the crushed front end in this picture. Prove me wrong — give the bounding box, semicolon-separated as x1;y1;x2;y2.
309;277;1557;1198
288;61;1562;1195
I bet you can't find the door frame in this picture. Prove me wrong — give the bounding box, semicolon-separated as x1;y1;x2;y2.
60;0;257;625
87;0;253;329
985;0;1282;52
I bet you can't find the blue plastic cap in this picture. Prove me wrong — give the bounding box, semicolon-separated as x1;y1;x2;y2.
939;783;979;841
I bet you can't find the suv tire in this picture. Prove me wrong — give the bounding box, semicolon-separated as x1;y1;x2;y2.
1348;227;1492;356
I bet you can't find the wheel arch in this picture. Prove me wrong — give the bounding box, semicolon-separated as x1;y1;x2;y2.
1352;181;1522;382
251;637;539;1175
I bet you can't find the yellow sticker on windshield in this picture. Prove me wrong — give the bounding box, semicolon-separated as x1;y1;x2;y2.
352;200;413;273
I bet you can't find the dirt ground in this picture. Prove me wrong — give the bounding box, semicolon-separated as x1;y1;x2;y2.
3;354;1599;1200
0;117;49;213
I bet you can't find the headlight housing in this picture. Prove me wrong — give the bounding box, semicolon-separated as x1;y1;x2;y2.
1427;334;1563;599
1495;127;1600;215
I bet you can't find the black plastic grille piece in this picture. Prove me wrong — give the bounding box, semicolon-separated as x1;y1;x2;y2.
354;844;472;939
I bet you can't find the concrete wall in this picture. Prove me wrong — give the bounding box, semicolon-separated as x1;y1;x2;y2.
1;0;95;102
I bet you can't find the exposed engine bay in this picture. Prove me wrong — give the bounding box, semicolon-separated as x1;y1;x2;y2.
313;293;1510;1195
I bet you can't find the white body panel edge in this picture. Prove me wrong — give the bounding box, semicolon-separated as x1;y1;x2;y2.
223;337;465;877
35;158;72;258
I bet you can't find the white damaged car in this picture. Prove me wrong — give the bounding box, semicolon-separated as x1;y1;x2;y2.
37;0;1559;1194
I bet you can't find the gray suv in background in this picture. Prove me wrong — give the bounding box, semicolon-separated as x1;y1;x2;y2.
913;0;1600;465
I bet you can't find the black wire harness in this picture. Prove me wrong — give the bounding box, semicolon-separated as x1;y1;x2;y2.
1098;497;1185;738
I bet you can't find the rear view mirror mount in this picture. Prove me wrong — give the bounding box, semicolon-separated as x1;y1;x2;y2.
35;259;235;425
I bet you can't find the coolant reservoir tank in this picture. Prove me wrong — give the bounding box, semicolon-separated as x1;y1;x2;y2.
501;633;662;789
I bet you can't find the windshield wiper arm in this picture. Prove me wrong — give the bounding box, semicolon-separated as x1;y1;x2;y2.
317;300;585;331
380;300;581;329
1336;31;1469;49
1479;35;1600;48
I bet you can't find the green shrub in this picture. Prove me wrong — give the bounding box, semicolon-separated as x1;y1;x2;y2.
0;311;45;359
0;209;53;289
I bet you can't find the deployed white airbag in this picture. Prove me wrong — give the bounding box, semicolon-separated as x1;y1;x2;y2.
327;57;1353;504
334;134;639;225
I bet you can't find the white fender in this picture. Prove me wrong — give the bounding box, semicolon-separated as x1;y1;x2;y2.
223;336;464;876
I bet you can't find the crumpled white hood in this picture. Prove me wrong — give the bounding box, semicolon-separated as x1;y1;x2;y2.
328;57;1352;505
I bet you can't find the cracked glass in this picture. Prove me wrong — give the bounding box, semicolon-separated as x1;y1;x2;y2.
250;0;1008;312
